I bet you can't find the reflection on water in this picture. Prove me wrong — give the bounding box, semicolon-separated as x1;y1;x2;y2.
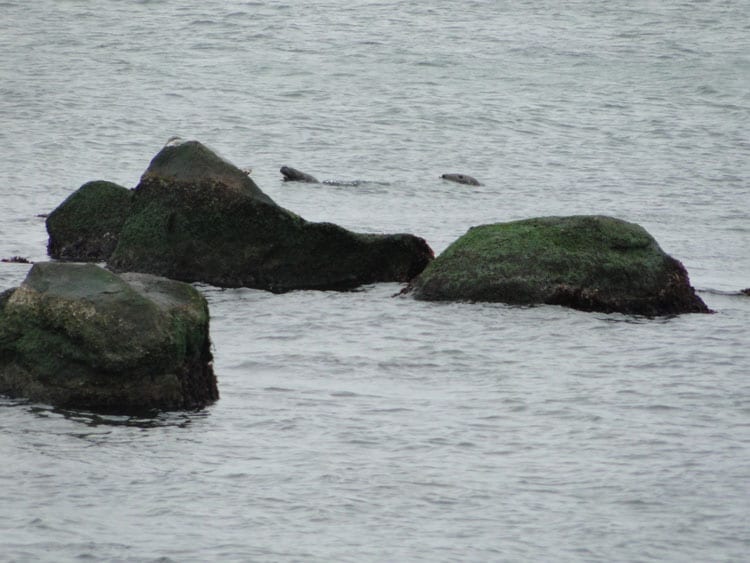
28;405;206;429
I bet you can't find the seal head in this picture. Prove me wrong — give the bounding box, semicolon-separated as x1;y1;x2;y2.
280;166;319;183
441;173;481;186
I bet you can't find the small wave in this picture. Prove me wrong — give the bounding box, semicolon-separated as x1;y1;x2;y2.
329;390;360;397
263;386;295;393
634;404;680;411
698;287;749;296
320;179;392;188
190;19;218;26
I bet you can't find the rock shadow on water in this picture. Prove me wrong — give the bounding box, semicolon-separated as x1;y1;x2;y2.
28;404;207;429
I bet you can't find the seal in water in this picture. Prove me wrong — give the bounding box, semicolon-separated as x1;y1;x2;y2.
281;166;391;187
280;166;319;183
441;173;481;186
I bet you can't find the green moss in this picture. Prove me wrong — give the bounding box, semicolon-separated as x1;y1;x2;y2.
0;263;218;411
105;140;432;291
410;215;707;315
46;180;132;261
110;177;431;291
5;264;167;374
435;216;663;290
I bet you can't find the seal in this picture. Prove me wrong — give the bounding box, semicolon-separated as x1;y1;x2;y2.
280;166;390;187
441;173;481;186
280;166;319;183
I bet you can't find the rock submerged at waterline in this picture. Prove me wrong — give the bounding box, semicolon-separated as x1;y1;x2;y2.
106;140;433;291
406;215;710;316
46;180;132;262
0;262;218;413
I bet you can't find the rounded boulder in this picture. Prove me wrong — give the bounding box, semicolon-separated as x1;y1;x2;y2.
0;262;218;412
407;215;710;316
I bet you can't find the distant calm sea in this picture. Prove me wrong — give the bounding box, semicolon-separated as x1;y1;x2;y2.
1;1;748;561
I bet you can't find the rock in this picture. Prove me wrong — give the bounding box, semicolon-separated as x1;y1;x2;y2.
46;180;132;261
742;288;750;296
141;139;275;206
407;215;710;316
107;140;433;291
0;262;218;412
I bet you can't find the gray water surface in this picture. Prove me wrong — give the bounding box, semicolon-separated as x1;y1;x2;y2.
1;1;749;561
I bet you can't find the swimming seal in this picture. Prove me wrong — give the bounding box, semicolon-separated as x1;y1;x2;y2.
280;166;319;183
441;173;481;186
280;166;389;187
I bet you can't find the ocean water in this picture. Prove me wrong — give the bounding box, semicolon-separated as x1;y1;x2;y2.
1;1;749;561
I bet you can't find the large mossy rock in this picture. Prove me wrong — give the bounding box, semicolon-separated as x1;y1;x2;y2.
407;215;710;316
0;262;218;412
107;140;433;291
46;180;132;261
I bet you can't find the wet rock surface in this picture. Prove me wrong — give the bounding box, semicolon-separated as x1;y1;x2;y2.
0;262;217;412
407;215;710;316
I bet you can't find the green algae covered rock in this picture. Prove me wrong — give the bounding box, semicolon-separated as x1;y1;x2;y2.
407;215;710;316
46;180;132;261
107;140;433;291
0;262;218;412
